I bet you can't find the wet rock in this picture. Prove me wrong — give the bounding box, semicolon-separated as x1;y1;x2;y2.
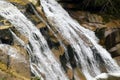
36;22;46;29
74;68;86;80
104;28;120;57
28;0;38;5
0;44;31;80
114;56;120;66
66;68;73;79
8;0;29;5
67;45;77;69
69;11;105;31
95;26;120;57
0;29;13;45
69;10;120;58
52;45;64;58
26;3;35;15
0;69;21;80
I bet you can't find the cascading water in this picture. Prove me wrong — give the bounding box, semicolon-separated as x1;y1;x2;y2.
0;1;68;80
0;0;120;80
40;0;120;79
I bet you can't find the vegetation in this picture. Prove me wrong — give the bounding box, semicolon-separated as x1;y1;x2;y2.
31;76;41;80
80;0;120;17
61;0;120;17
0;77;7;80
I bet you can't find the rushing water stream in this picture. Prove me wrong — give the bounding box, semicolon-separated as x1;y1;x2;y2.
41;0;120;80
0;1;68;80
0;0;120;80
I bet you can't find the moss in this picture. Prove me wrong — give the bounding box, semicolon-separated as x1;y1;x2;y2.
31;76;41;80
0;77;7;80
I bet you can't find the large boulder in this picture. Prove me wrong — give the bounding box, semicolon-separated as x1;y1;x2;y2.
0;44;31;80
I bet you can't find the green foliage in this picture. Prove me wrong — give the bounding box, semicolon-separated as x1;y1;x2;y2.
80;0;120;17
31;76;41;80
0;77;7;80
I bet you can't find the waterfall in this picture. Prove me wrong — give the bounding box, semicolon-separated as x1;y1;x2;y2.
0;0;120;80
0;1;68;80
40;0;120;80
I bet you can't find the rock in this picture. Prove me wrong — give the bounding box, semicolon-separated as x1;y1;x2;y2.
114;56;120;66
0;69;21;80
52;45;65;59
11;27;29;45
104;28;120;57
0;26;12;30
28;0;38;5
94;19;120;58
36;6;44;16
0;29;13;45
0;44;31;80
36;22;46;29
69;11;105;31
66;67;73;79
74;68;86;80
68;10;120;58
8;0;29;5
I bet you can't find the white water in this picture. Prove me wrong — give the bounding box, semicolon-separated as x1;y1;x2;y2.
95;72;120;79
40;0;120;80
0;1;68;80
